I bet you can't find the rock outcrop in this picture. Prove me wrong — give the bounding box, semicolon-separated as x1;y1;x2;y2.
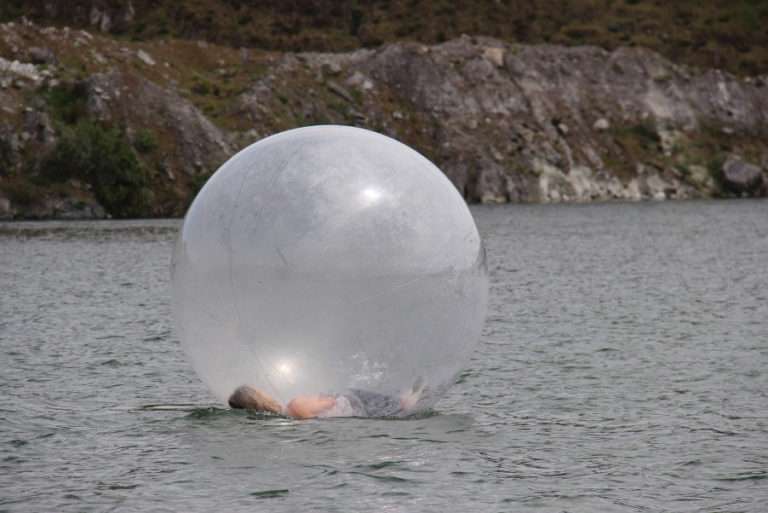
279;37;767;203
721;157;765;195
0;23;766;219
87;70;232;178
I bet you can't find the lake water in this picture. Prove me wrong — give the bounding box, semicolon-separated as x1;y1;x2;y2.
1;200;766;512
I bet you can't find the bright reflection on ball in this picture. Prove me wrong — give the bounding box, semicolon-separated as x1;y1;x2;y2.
171;125;488;415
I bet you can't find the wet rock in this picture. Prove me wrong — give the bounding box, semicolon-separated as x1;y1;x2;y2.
721;157;764;195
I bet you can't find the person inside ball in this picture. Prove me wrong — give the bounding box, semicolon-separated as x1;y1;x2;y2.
227;378;426;419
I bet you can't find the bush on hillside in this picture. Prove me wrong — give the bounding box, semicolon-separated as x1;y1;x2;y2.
0;138;14;176
40;119;151;217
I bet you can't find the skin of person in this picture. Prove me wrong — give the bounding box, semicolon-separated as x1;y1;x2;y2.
284;396;336;419
227;385;338;419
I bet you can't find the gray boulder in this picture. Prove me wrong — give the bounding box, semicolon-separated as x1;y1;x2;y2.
721;157;764;195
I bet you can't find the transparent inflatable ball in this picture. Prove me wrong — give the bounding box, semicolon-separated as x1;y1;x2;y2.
171;125;488;417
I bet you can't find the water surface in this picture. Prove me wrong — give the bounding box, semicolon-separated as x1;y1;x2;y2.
1;201;766;512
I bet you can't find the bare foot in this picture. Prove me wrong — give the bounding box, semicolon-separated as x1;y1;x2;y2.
399;376;426;410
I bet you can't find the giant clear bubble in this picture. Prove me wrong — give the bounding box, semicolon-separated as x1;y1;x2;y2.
171;125;488;416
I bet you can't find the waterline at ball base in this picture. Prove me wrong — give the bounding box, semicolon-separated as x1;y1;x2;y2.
171;125;488;416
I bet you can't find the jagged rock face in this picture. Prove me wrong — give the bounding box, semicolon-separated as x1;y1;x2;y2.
283;36;767;203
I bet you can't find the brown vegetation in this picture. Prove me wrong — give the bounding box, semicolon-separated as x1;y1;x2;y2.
2;0;767;76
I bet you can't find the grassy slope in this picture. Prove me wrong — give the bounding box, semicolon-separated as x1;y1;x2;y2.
2;0;768;77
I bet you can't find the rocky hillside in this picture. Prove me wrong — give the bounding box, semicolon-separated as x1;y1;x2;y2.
0;20;766;219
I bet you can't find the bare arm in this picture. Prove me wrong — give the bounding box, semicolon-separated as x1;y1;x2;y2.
284;396;335;419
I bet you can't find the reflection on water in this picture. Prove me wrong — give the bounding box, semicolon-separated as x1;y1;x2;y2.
1;201;767;512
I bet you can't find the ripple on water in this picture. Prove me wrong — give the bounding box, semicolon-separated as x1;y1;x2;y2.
1;203;767;511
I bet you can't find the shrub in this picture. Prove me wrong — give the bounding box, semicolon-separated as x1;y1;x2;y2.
40;119;150;217
1;178;41;206
134;130;158;153
0;138;14;176
47;82;89;124
630;121;661;144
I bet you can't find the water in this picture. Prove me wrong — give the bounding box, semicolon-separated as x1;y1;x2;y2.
1;201;766;512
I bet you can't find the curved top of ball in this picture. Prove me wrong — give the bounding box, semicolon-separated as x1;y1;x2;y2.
172;125;488;415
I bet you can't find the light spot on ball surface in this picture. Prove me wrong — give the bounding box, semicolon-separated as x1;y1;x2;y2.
171;125;488;414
